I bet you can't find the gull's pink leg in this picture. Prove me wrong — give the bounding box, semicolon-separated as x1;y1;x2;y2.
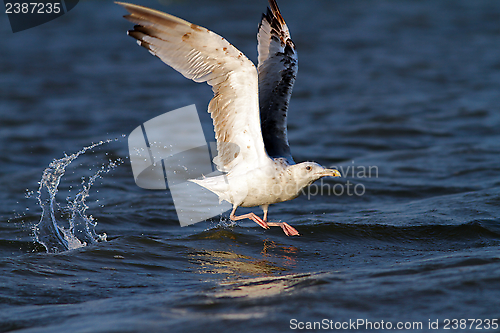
230;206;269;229
262;204;269;222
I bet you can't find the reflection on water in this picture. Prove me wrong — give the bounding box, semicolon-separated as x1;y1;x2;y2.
189;230;307;278
190;236;322;299
261;239;299;268
190;249;285;276
189;231;313;299
214;272;330;299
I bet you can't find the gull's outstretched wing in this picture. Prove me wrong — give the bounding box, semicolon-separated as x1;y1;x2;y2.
257;0;298;163
117;2;269;172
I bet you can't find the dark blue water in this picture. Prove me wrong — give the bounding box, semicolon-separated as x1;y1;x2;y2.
1;0;500;332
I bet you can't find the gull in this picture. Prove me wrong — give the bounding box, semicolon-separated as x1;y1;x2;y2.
117;0;341;236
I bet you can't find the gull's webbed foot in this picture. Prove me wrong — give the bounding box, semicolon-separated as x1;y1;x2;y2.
267;222;300;236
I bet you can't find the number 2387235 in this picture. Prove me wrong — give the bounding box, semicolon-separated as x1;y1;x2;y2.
5;2;61;14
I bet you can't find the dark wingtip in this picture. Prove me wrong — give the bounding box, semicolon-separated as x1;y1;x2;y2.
268;0;279;15
268;0;285;26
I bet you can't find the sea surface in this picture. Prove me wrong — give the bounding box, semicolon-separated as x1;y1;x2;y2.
1;0;500;332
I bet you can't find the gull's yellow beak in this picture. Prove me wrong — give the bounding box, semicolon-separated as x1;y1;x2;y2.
321;169;341;178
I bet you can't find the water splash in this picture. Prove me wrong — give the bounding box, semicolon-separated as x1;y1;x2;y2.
34;140;123;253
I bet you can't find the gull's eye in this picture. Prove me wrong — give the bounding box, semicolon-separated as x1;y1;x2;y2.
306;166;312;171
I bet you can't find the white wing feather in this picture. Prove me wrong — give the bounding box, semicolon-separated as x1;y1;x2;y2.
117;2;270;172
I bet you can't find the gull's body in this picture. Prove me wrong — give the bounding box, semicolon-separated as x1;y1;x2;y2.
118;0;341;236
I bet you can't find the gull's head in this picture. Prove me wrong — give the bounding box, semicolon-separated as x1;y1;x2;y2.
289;162;341;189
